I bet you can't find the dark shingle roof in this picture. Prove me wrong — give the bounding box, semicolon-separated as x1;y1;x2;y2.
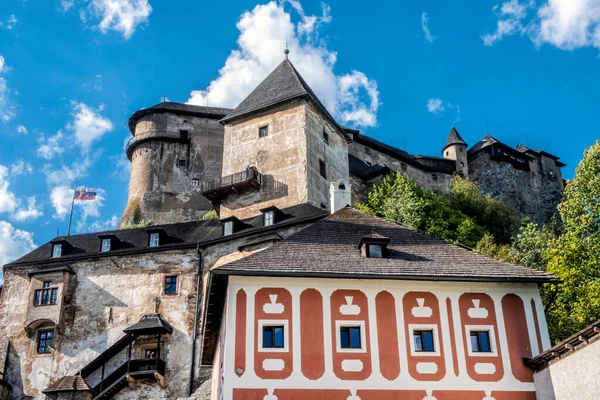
215;207;557;283
516;144;566;167
123;314;174;335
443;127;467;150
348;154;390;180
43;376;92;393
128;102;232;134
221;59;347;140
5;204;327;269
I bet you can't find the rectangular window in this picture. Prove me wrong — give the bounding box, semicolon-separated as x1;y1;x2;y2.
262;326;284;348
51;244;62;258
340;326;361;349
259;126;269;138
145;348;158;359
460;162;465;167
263;211;274;227
323;128;329;145
164;276;178;295
149;233;160;247
414;330;435;352
177;159;186;167
101;238;111;252
470;331;492;353
37;330;53;354
319;159;327;179
368;244;383;258
432;174;438;181
223;221;233;236
34;282;58;306
192;178;199;187
180;130;189;140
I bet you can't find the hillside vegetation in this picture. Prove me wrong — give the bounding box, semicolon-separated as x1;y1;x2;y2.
358;140;600;343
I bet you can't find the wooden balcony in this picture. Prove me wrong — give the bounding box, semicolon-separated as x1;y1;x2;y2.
92;358;165;400
201;167;263;201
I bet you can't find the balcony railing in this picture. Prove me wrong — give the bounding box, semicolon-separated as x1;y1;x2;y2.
92;358;165;399
201;167;263;201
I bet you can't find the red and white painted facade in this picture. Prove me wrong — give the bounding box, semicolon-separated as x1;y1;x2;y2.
213;277;550;400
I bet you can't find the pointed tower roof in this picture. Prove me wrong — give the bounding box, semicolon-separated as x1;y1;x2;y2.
443;127;467;151
222;59;346;136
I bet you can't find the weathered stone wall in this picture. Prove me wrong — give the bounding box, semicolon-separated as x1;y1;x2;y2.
305;103;349;210
443;144;468;177
0;250;199;399
348;141;452;193
121;112;224;227
533;339;600;400
469;152;563;224
219;100;309;220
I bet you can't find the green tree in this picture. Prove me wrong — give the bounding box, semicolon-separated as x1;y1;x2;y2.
545;140;600;342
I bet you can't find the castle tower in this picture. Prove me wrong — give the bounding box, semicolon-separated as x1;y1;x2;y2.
442;127;468;177
205;58;350;220
120;103;231;227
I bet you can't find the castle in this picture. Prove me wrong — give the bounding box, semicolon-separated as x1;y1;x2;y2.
121;61;564;228
0;58;565;400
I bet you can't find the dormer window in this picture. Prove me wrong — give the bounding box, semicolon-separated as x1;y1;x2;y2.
359;234;390;258
101;238;111;252
149;232;160;247
51;244;62;258
368;244;383;258
263;210;274;227
223;221;233;236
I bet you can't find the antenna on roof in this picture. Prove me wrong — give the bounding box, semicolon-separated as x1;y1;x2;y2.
284;39;290;59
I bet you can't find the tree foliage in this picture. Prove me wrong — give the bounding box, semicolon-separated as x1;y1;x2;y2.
360;172;514;248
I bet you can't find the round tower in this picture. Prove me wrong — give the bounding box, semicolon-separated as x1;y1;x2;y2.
119;102;231;228
442;127;468;177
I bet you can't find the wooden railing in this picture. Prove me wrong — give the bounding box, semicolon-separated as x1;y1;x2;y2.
93;358;165;395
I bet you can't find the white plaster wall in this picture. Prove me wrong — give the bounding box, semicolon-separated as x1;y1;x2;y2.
534;339;600;400
221;277;549;398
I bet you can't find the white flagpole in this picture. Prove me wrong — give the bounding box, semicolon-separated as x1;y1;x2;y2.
67;181;77;236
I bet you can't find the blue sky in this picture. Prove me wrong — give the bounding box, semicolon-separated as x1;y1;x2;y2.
0;0;599;271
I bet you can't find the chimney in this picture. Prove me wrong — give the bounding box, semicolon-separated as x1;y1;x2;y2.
330;179;351;214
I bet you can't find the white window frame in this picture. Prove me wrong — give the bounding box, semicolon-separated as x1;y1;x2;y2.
258;320;289;352
465;325;497;357
51;244;62;258
258;125;269;138
263;211;274;227
149;233;160;247
101;238;111;253
335;320;367;353
223;221;233;236
408;324;441;356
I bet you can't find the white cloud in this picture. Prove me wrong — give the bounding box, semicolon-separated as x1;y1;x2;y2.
84;0;152;39
421;12;436;43
427;98;445;114
67;102;113;152
0;221;36;280
50;185;73;219
61;0;75;11
10;159;33;175
0;15;18;30
0;56;4;73
186;1;380;128
482;0;532;46
110;136;131;181
37;131;65;160
17;125;27;134
82;214;119;233
0;166;17;213
12;197;43;221
483;0;600;50
0;56;14;123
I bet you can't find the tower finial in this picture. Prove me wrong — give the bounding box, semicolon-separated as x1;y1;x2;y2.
284;39;289;59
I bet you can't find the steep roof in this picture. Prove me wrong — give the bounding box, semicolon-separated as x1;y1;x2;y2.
43;376;92;393
128;102;232;134
123;313;174;335
5;204;327;269
221;59;346;138
443;127;467;151
214;207;557;284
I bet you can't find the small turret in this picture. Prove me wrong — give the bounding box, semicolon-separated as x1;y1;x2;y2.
442;127;468;177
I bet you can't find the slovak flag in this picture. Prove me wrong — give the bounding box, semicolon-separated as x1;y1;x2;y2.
74;188;97;201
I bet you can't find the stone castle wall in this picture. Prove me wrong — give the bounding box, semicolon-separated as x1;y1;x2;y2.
120;112;224;227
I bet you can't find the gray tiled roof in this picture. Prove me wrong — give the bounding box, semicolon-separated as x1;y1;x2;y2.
443;127;467;150
123;313;174;335
221;59;341;136
214;207;557;283
43;376;92;393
